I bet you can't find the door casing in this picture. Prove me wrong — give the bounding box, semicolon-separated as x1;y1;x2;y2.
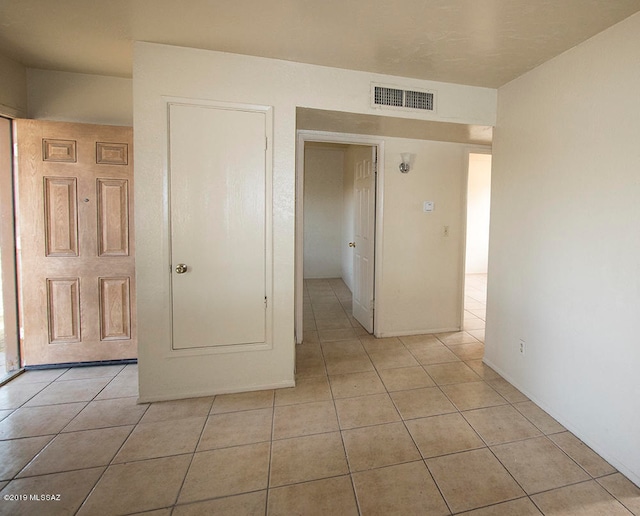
295;130;385;343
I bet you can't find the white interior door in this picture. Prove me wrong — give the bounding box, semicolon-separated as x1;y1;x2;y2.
352;148;376;332
169;103;267;349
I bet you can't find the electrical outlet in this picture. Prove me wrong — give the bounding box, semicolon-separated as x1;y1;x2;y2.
519;339;525;355
443;225;449;237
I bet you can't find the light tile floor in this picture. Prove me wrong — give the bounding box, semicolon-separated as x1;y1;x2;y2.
0;275;638;515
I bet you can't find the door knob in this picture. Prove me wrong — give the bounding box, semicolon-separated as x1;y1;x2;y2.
175;264;188;274
349;242;356;248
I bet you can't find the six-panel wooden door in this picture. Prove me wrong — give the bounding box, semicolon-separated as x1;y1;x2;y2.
14;119;136;366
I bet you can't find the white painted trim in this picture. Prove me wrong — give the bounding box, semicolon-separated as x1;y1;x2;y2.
137;379;295;403
295;130;385;342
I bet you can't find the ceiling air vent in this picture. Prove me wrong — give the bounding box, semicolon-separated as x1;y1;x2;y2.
372;83;436;112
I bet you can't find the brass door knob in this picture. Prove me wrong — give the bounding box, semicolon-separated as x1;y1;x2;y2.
175;264;188;274
349;242;356;248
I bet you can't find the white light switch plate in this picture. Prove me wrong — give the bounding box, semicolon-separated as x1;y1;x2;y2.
423;201;434;212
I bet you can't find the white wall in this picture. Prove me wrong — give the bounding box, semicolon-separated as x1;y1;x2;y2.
27;69;133;126
379;138;488;336
465;153;492;274
487;12;640;485
303;146;345;278
0;52;27;118
134;42;496;400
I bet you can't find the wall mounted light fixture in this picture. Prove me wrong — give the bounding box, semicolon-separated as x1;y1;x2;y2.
399;153;411;173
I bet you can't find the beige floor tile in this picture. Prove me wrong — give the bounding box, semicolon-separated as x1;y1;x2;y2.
173;491;266;516
179;442;270;503
211;390;274;414
465;360;501;380
406;413;485;458
267;475;359;516
441;382;507;411
294;357;327;378
0;403;86;439
548;432;616;478
598;473;640;515
436;331;480;346
448;342;485;361
128;510;172;516
321;339;367;358
4;369;66;385
273;400;338;440
360;337;404;353
270;432;348;487
390;387;457;420
324;353;375;375
62;396;148;432
411;345;461;365
318;328;357;342
24;377;111;407
467;329;485;342
335;393;400;429
342;422;420;472
140;396;213;424
468;309;486;319
274;376;331;406
353;461;449;516
0;382;49;410
463;405;542;445
531;480;632;515
18;426;132;478
296;342;323;360
3;467;103;516
424;362;482;385
491;436;590;494
303;329;319;342
426;448;525;513
458;497;542;515
0;409;12;422
94;374;139;399
198;408;272;450
0;436;52;480
399;334;442;352
486;378;528;403
113;416;206;462
57;365;125;381
463;318;486;331
315;316;352;330
367;349;419;370
117;363;138;377
512;401;565;434
328;371;385;399
79;455;191;515
377;366;435;391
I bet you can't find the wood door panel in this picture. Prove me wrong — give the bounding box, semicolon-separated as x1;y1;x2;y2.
46;278;81;343
15;119;136;365
97;178;129;256
43;177;79;256
99;277;131;341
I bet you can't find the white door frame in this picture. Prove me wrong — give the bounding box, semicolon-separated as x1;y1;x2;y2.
459;146;492;329
295;130;385;343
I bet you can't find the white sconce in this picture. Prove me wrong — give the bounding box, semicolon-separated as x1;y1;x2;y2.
399;153;411;173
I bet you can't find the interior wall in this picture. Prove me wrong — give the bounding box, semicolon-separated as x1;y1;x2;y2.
27;69;133;126
465;153;492;274
303;145;345;278
0;52;27;118
378;138;489;336
487;12;640;485
134;42;496;400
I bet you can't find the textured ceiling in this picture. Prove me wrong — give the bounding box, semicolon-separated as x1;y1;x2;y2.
0;0;639;88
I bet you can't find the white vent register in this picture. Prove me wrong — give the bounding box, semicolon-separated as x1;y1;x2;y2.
372;83;436;112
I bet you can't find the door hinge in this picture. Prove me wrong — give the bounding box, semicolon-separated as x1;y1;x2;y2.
265;137;268;151
265;296;268;308
370;299;375;312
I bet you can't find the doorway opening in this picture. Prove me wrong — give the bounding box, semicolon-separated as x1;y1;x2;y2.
463;151;492;340
0;116;20;383
295;131;384;344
